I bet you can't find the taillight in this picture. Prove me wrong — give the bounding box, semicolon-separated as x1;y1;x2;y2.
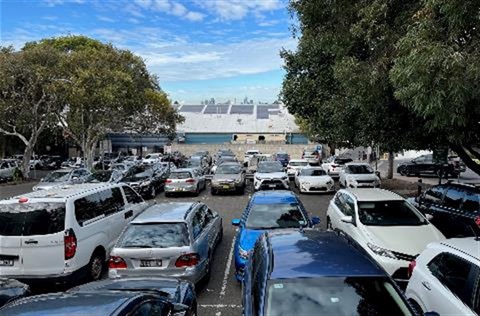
475;216;480;227
64;229;77;260
175;253;200;267
165;179;172;183
407;260;416;278
185;178;195;183
109;256;127;269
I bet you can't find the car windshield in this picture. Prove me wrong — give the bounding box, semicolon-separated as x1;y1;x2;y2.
300;169;327;176
117;223;189;248
86;172;112;183
122;167;153;182
0;202;66;236
216;165;242;174
170;172;192;179
304;151;317;155
358;200;427;226
43;171;70;182
290;161;309;167
265;277;412;316
246;203;307;229
348;165;374;174
257;162;283;173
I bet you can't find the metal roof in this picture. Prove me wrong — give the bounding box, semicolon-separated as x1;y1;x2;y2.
131;202;197;223
269;229;384;279
346;188;404;201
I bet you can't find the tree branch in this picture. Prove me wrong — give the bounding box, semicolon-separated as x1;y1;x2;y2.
0;126;29;146
450;143;480;176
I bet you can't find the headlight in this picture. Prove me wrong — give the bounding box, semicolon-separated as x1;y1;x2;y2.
140;180;151;186
367;243;396;259
239;247;250;260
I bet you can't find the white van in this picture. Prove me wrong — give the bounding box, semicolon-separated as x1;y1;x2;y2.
0;183;147;285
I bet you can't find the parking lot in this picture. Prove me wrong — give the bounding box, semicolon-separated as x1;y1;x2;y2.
0;178;332;316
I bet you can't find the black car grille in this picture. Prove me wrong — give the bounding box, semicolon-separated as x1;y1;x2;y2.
357;180;374;184
309;187;328;191
262;180;283;185
392;251;417;262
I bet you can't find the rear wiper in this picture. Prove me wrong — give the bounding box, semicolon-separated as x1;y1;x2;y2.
122;245;153;248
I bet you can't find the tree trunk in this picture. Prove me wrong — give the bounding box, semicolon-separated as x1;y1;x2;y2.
387;150;394;179
450;144;480;176
83;137;98;171
21;143;34;179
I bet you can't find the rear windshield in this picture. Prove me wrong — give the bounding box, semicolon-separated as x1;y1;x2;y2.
300;169;327;176
117;223;189;248
0;202;65;236
170;172;192;179
289;161;309;167
335;158;353;165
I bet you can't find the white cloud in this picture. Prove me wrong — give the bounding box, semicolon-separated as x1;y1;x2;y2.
97;15;116;23
184;11;205;22
133;0;205;22
43;0;85;6
196;0;284;21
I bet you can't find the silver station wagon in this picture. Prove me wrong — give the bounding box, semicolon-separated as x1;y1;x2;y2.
108;202;223;285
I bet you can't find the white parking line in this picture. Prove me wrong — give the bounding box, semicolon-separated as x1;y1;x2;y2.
219;235;236;297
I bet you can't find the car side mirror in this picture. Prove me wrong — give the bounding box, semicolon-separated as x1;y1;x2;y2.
341;216;354;224
232;218;241;226
311;216;321;225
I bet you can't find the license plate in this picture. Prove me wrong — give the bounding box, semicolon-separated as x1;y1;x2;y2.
140;260;162;267
175;187;183;191
223;185;230;189
0;259;13;266
269;184;276;188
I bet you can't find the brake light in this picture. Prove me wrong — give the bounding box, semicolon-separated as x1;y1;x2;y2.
64;229;77;260
407;260;416;278
175;253;200;267
165;179;172;183
108;256;127;269
18;197;28;203
185;178;195;183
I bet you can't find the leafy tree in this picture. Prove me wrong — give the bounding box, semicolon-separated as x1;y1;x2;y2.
0;46;66;178
390;0;480;174
26;36;183;169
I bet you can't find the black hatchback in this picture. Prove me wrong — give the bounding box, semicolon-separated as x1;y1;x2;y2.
409;182;480;238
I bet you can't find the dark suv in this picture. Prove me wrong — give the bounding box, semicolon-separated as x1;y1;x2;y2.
397;154;463;177
409;182;480;238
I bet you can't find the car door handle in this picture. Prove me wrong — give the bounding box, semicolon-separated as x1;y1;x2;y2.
24;240;38;245
124;210;134;219
422;281;431;291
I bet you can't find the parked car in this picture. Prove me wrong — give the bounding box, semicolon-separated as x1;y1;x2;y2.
0;160;18;182
0;184;147;285
254;161;289;191
242;229;417;316
408;182;480;238
84;170;123;184
165;168;206;197
120;165;169;199
0;279;194;315
110;162;135;175
327;188;445;284
211;156;238;174
109;202;222;285
231;191;320;281
142;153;163;165
185;157;209;175
244;149;260;167
397;154;460;177
32;168;91;191
274;152;290;167
28;156;42;170
339;162;381;188
246;154;272;175
321;156;353;177
448;155;467;173
301;148;321;165
38;155;63;170
211;163;246;195
191;151;211;165
286;159;309;178
0;278;29;308
406;237;480;315
294;167;335;193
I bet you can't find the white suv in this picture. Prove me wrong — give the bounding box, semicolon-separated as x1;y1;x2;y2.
327;188;445;283
406;238;480;315
254;161;289;191
0;184;147;285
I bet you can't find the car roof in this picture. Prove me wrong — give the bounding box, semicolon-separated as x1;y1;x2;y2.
131;202;198;223
252;190;298;205
267;229;385;279
0;292;136;316
439;237;480;261
345;188;404;201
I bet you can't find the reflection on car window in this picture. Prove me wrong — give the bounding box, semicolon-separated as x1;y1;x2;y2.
246;203;307;229
44;171;71;182
118;223;189;248
443;187;465;209
358;201;427;226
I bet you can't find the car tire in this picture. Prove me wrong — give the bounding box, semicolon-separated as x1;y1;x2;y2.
211;188;217;195
408;299;423;315
88;251;105;282
165;192;171;198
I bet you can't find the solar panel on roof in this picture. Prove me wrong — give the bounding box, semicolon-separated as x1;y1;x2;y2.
230;105;254;114
179;105;205;113
204;105;229;114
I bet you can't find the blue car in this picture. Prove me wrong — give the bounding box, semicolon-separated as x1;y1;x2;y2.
242;229;417;316
231;190;320;281
274;152;290;167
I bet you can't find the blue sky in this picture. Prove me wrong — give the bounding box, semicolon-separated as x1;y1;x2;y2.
1;0;296;103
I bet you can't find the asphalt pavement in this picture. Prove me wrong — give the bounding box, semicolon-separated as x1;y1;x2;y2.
0;178;332;316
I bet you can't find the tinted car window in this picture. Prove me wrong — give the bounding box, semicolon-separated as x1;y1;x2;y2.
246;203;307;229
99;188;125;216
358;201;427;226
265;277;412;315
0;203;65;236
192;209;205;239
428;253;473;308
170;172;192;179
444;187;466;209
347;165;374;174
123;186;143;204
118;223;189;248
462;191;480;213
423;186;447;204
74;193;103;226
299;169;326;176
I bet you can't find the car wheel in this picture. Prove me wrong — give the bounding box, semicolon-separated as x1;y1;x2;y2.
408;299;423;315
88;251;105;281
211;188;217;195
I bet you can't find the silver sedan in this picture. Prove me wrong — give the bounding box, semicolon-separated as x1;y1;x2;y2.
164;168;206;196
